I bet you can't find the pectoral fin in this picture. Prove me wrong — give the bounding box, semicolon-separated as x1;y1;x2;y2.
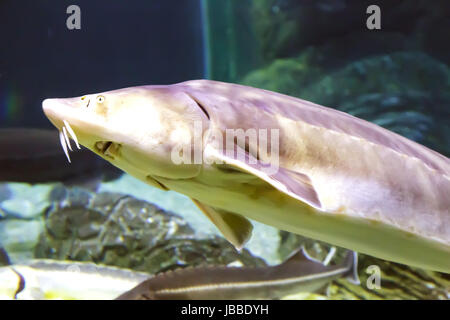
205;145;322;210
191;199;253;250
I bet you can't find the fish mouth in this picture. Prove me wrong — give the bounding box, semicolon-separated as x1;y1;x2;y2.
94;141;121;159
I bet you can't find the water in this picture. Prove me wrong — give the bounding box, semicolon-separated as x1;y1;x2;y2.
0;0;449;300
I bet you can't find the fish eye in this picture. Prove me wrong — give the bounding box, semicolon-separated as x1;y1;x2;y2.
96;95;105;104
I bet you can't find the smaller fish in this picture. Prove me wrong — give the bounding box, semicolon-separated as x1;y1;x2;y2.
0;260;150;300
0;128;121;186
116;249;359;300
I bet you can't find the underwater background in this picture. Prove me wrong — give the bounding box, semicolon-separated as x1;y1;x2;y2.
0;0;449;299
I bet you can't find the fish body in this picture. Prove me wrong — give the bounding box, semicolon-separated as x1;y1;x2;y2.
0;260;150;300
116;249;357;300
42;80;450;272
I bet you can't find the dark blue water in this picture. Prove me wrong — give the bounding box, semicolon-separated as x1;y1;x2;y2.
0;0;204;128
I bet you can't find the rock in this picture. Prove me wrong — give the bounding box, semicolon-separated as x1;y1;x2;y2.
35;189;266;273
251;0;371;60
241;48;325;98
300;52;450;104
98;174;219;238
0;219;43;253
0;183;54;219
0;184;12;203
250;0;450;64
99;173;283;265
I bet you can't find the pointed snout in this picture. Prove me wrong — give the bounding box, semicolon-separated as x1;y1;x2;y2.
42;98;61;116
42;98;55;114
42;98;80;130
42;98;64;130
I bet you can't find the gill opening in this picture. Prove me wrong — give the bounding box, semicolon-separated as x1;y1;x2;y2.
186;93;210;120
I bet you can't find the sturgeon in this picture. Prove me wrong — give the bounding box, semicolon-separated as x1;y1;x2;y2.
116;249;358;300
42;80;450;273
0;250;356;300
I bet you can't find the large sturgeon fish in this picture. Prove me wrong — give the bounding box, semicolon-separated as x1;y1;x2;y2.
42;80;450;273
